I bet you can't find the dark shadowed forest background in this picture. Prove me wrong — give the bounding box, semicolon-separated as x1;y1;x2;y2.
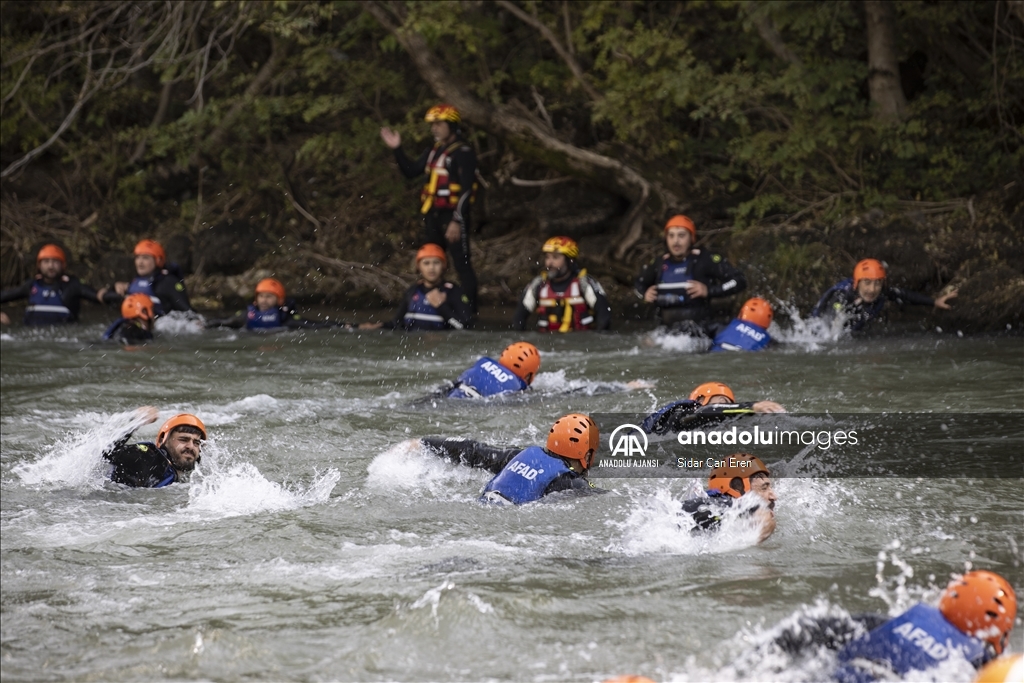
1;0;1021;329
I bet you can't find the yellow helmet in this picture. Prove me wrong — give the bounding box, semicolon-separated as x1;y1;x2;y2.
542;236;579;259
424;104;461;124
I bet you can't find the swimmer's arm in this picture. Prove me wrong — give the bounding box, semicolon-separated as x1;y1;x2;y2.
544;473;605;497
0;280;33;303
420;437;521;474
205;312;246;329
885;286;936;307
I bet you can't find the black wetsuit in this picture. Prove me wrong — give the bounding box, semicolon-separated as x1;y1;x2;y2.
101;432;181;488
634;249;746;326
103;319;154;344
393;138;478;311
641;401;763;435
205;300;346;330
385;281;474;331
511;270;612;331
1;274;116;324
811;279;935;331
420;437;600;498
115;266;193;314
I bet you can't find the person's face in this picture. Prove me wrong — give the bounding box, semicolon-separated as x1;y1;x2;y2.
666;227;692;258
256;292;279;311
749;475;777;512
418;257;445;285
856;278;884;303
38;258;64;280
430;120;452;142
135;254;157;277
544;252;570;280
698;394;733;406
164;430;202;471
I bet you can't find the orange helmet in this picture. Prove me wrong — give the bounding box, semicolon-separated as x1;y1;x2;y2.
853;258;886;287
974;655;1023;683
664;214;696;238
708;454;770;498
546;413;599;469
739;297;774;329
255;278;286;303
939;570;1017;654
603;678;658;683
689;381;735;405
498;342;541;384
155;413;207;448
542;236;579;259
134;239;166;268
37;244;67;266
121;293;155;322
424;104;461;124
416;243;447;266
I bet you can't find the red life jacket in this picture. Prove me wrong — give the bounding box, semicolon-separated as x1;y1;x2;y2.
535;271;595;332
420;140;467;214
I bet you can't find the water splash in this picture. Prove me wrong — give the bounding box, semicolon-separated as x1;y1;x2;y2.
185;462;339;518
153;311;205;335
532;369;653;396
646;327;711;353
772;301;850;351
365;439;483;499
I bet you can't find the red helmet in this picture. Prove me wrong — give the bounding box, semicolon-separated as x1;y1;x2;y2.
939;570;1017;654
498;342;541;384
424;104;461;124
739;297;774;329
255;278;286;303
664;214;696;238
853;258;886;287
121;293;155;322
156;413;207;448
37;244;67;266
416;243;447;266
134;239;166;268
546;413;599;470
708;454;770;498
689;381;735;405
542;236;579;259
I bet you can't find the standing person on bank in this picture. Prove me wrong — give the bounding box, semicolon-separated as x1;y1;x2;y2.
380;104;479;312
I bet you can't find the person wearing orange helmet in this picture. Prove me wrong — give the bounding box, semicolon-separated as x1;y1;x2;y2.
206;278;346;331
709;297;775;352
681;454;778;543
420;413;603;504
512;236;612;332
101;406;207;487
102;293;156;344
634;215;747;328
641;381;785;435
1;243;117;325
444;341;541;399
811;258;957;332
381;104;479;311
361;244;473;331
112;239;192;316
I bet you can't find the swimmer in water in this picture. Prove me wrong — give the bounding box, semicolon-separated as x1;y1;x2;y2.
111;239;193;316
102;293;155;344
641;381;786;435
708;297;775;352
205;278;347;331
0;244;118;325
681;455;778;543
442;342;540;399
102;407;205;488
420;413;603;504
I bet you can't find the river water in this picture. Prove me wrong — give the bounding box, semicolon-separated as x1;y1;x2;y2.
1;316;1021;682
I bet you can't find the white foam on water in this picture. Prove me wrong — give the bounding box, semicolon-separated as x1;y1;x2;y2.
184;462;339;518
531;369;651;396
646;328;711;353
153;310;205;335
772;301;850;351
365;439;483;499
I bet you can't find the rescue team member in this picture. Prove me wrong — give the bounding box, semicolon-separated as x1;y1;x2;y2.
445;342;541;399
512;236;612;332
112;239;192;315
681;455;778;543
206;278;345;331
102;407;206;488
709;297;774;352
361;244;473;331
420;413;602;504
811;258;957;332
102;293;155;344
641;381;786;435
380;104;478;311
634;215;747;327
0;244;117;325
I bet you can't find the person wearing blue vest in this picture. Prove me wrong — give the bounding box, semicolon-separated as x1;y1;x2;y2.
361;244;474;331
811;258;957;332
206;278;345;331
709;297;774;352
641;381;785;435
420;413;602;505
681;455;778;543
1;244;117;325
634;215;747;328
101;407;206;488
103;293;155;344
445;342;541;399
112;239;193;316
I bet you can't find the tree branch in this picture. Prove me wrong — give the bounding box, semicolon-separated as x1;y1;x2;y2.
745;4;802;67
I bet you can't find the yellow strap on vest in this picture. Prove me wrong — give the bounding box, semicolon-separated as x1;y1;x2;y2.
559;299;574;332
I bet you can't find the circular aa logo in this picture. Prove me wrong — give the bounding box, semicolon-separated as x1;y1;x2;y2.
608;424;648;458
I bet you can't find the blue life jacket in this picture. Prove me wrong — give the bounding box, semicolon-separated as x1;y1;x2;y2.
835;604;987;683
25;280;72;325
811;278;885;331
246;304;284;330
710;318;771;352
404;285;446;330
641;399;698;434
480;446;570;505
655;254;696;307
127;276;164;315
447;357;529;398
